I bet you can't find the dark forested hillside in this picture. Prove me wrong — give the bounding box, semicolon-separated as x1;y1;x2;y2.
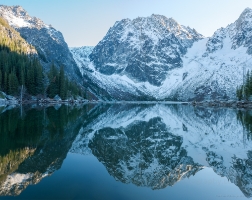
0;17;85;100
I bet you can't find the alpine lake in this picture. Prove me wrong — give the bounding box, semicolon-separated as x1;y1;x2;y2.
0;103;252;200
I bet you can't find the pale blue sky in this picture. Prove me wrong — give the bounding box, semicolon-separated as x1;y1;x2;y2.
1;0;252;47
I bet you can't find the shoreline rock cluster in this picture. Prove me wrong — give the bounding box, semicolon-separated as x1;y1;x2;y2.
1;90;251;109
0;92;90;107
191;100;252;109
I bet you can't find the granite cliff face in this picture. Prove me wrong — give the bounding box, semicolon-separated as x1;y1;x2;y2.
89;15;203;87
71;14;204;100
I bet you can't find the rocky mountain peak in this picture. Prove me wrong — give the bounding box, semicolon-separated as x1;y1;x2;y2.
204;7;252;54
0;5;47;29
229;7;252;52
238;7;252;20
151;14;204;42
112;14;203;48
235;7;252;30
5;5;27;16
151;14;179;31
88;14;204;87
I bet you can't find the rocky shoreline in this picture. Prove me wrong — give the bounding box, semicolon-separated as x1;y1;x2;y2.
0;92;92;107
191;100;252;109
1;93;252;109
0;98;92;107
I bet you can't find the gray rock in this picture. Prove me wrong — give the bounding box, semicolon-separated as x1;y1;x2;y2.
31;96;38;101
5;95;16;101
53;95;62;101
0;99;6;106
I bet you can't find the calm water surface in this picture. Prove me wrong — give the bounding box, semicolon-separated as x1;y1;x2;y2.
0;104;251;200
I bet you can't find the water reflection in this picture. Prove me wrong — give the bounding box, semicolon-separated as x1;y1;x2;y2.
0;105;93;196
72;104;252;198
0;104;252;198
88;117;203;189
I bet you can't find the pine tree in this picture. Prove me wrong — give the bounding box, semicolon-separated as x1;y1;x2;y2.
4;72;8;92
35;63;44;94
20;69;25;87
244;71;251;100
8;72;18;95
0;70;2;90
47;63;60;98
27;62;36;95
236;86;243;101
59;65;66;99
249;70;252;95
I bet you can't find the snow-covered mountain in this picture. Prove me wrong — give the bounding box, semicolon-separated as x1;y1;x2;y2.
71;8;252;101
70;104;252;197
1;5;252;100
89;15;203;87
0;5;82;82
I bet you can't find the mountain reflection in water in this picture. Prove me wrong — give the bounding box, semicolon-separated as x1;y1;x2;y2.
0;104;252;199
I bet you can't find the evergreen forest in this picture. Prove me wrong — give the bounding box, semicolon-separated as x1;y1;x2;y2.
236;70;252;101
